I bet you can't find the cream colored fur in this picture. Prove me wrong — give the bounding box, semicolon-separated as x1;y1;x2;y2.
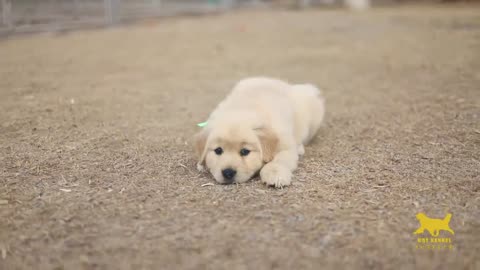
194;77;325;188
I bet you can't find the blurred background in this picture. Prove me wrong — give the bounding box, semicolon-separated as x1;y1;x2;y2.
1;0;477;36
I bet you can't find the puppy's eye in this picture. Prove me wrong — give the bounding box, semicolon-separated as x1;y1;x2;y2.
214;147;223;155
240;148;250;156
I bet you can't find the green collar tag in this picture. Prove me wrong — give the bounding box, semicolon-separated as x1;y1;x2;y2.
197;121;208;127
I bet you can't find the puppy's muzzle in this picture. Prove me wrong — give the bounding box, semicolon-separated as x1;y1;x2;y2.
221;168;237;184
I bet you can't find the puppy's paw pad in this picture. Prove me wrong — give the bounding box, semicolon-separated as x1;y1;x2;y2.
260;164;292;188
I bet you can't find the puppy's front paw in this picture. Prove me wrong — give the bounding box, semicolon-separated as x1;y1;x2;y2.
260;163;292;188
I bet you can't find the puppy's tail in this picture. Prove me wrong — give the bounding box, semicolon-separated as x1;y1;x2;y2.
443;213;452;223
291;83;323;98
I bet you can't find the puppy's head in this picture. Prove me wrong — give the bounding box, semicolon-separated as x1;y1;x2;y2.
194;124;277;184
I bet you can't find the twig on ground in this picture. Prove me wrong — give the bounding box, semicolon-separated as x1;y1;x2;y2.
201;183;214;187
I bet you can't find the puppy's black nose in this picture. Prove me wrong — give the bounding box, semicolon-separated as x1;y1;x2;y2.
222;168;237;183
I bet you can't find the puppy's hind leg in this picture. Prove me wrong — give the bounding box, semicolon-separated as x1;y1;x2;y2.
298;144;305;156
291;84;326;145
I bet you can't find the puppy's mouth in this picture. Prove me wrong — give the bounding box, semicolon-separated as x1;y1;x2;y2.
221;180;235;185
220;178;235;185
219;171;260;185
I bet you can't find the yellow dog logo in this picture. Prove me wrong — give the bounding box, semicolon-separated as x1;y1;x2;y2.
414;213;454;237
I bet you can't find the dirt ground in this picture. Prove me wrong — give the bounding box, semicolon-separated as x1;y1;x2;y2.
0;4;479;270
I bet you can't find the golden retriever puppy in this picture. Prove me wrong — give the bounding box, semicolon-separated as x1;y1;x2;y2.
194;77;325;187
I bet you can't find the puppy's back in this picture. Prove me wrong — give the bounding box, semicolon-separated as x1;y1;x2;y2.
211;77;325;145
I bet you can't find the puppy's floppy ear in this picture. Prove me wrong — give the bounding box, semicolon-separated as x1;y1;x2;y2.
256;127;278;163
194;129;209;170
